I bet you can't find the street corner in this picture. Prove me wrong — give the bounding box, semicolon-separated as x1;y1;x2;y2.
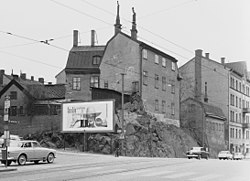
0;166;17;172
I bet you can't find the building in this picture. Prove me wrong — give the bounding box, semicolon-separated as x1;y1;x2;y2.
99;5;181;126
181;97;226;157
179;49;250;154
0;76;65;136
56;4;181;126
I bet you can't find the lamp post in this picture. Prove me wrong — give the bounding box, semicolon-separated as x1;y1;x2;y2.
3;95;10;167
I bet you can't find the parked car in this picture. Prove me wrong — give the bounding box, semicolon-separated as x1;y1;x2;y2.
233;152;244;160
218;151;233;160
0;140;56;166
186;147;209;159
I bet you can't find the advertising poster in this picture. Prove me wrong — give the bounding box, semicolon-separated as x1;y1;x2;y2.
62;100;114;133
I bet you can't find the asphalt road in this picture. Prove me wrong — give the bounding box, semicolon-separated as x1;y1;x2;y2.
0;150;250;181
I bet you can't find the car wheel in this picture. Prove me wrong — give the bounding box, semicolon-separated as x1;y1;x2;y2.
47;153;54;163
18;154;27;165
34;160;39;164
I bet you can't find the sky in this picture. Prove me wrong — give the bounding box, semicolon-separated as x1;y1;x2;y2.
0;0;250;83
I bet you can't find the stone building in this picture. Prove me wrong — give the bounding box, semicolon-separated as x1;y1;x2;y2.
179;49;250;154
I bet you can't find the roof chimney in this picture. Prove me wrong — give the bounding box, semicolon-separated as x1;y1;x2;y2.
114;1;122;35
221;57;225;65
205;53;209;59
131;7;138;40
195;49;203;58
73;30;78;47
91;30;95;46
31;76;34;81
38;78;44;84
20;73;26;80
0;69;5;85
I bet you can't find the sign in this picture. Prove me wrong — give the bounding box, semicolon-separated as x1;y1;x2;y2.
62;100;114;133
9;120;19;124
3;130;10;139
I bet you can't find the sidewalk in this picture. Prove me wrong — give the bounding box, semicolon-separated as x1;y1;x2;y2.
0;166;17;172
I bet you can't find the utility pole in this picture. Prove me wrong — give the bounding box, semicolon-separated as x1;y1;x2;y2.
121;73;125;138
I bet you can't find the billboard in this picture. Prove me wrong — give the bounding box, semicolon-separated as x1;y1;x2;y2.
62;100;114;133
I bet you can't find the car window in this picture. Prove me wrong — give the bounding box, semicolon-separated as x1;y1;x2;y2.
23;142;32;148
32;142;41;148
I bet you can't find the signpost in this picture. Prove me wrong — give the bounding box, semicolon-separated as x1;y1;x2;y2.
3;96;10;167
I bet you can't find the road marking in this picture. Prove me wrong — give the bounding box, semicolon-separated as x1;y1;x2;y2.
143;170;174;176
162;172;196;178
69;166;102;173
188;174;221;181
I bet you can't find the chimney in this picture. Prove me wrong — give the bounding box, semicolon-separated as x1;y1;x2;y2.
12;74;18;79
31;76;34;81
114;1;122;35
38;78;44;84
91;30;95;46
195;49;203;58
221;57;225;65
73;30;78;47
0;69;5;85
20;73;26;80
205;53;209;59
131;7;138;40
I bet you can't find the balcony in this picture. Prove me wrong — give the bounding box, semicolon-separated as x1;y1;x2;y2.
242;108;250;113
242;123;250;129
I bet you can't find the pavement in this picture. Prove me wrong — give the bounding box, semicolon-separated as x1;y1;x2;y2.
0;165;17;172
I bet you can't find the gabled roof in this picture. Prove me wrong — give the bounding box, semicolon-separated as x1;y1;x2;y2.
0;78;65;100
65;45;105;74
182;97;226;120
106;32;178;62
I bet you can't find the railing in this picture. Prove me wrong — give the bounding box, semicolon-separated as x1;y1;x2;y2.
242;123;250;129
242;108;250;113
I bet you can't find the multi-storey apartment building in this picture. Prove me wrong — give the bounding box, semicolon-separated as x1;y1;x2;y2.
226;61;250;153
180;50;250;154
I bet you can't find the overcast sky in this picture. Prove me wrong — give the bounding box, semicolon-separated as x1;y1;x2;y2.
1;0;249;83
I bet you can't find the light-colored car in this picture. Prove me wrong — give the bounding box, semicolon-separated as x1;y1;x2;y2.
186;147;209;159
233;152;244;160
218;151;233;160
0;140;56;166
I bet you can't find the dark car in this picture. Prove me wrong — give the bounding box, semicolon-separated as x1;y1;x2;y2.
186;147;209;159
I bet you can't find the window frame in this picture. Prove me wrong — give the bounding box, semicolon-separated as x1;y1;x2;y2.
154;54;159;64
162;57;166;67
72;77;81;90
143;71;148;85
92;55;101;65
90;76;99;88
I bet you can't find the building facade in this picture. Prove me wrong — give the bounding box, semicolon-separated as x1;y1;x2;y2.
179;49;250;154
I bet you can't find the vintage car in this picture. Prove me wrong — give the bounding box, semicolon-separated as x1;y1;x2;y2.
233;152;244;160
218;151;233;160
186;147;209;159
0;140;56;166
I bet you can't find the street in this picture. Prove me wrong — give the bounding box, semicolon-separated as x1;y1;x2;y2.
0;151;249;181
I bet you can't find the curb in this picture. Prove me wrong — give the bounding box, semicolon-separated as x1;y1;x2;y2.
0;167;17;172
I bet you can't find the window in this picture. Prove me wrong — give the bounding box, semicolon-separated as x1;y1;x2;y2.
92;56;101;65
19;106;24;115
236;96;238;107
236;80;238;90
162;58;166;67
239;129;241;139
162;100;166;113
239;82;241;92
155;74;159;89
230;77;234;88
104;80;108;88
171;103;175;115
154;54;159;64
235;113;238;122
90;76;99;88
171;84;175;94
243;84;245;94
247;86;250;96
162;77;166;91
171;62;175;71
143;71;148;85
10;106;17;116
155;99;159;111
72;77;81;90
239;98;241;109
239;113;242;123
236;129;238;139
10;91;17;100
142;49;147;59
243;100;245;108
230;94;235;106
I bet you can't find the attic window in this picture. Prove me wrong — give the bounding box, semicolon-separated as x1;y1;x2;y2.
92;56;101;65
10;91;17;100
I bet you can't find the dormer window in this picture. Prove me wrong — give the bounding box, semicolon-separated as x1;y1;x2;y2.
92;56;101;65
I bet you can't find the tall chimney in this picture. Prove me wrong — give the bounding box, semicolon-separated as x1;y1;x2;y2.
20;73;26;80
31;76;34;81
221;57;225;65
38;78;44;84
91;30;95;46
114;1;122;35
205;53;209;59
0;69;5;85
131;7;138;40
194;49;202;101
73;30;78;47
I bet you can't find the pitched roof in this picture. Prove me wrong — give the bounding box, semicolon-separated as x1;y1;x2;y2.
65;46;105;73
182;97;226;120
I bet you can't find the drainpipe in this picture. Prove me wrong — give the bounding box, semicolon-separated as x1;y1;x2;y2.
139;46;143;97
